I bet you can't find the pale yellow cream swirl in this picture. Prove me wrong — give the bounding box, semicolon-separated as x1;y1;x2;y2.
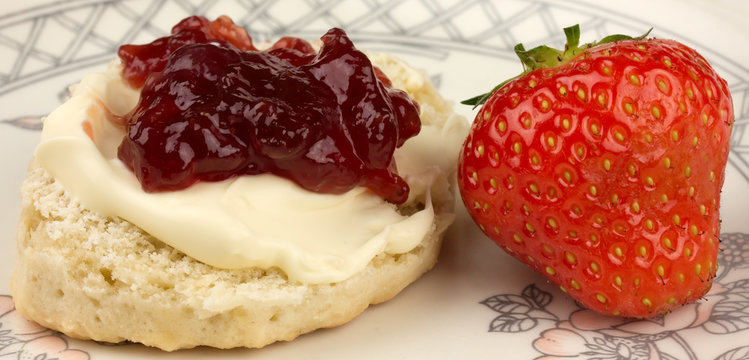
35;55;467;284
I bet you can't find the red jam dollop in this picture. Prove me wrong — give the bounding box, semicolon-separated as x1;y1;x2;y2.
116;16;420;204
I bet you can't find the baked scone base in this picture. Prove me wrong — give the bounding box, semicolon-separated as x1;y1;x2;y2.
10;163;454;351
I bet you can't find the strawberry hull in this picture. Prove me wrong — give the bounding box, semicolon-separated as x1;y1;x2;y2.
459;34;733;318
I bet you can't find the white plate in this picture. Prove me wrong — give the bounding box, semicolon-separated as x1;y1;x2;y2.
2;0;749;359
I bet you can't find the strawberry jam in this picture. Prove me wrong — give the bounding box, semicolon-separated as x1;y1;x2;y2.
116;16;420;204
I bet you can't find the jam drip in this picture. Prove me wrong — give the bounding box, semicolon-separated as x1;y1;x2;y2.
117;16;420;204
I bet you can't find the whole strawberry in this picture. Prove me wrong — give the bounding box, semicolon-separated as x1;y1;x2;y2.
458;25;734;318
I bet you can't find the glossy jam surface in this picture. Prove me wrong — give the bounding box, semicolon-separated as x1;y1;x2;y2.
118;15;257;88
117;16;420;203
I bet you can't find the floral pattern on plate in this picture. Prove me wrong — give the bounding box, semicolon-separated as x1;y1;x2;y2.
481;232;749;359
0;296;89;360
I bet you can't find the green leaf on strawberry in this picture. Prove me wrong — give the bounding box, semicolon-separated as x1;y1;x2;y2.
462;25;651;108
458;25;734;318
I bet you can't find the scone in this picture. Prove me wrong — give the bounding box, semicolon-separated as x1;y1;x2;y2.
11;16;467;351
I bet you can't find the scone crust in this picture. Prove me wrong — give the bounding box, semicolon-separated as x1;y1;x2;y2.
11;163;455;351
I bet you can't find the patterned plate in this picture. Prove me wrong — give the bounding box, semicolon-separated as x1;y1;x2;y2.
2;0;748;359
